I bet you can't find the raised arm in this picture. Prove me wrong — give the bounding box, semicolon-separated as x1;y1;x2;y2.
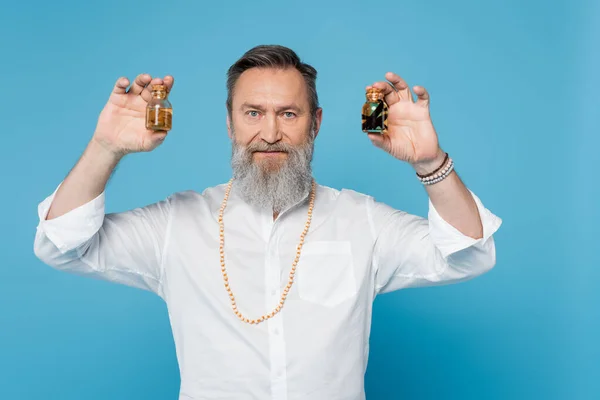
364;72;502;293
34;74;175;298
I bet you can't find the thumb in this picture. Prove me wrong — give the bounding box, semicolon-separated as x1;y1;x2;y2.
368;133;389;151
143;131;167;151
152;131;167;144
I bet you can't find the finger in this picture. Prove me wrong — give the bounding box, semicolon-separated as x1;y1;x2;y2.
113;77;129;94
141;77;165;102
385;72;413;103
163;75;174;93
129;73;152;95
413;85;430;107
367;82;400;106
374;81;401;106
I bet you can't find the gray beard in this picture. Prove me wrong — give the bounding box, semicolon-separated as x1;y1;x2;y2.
230;131;314;213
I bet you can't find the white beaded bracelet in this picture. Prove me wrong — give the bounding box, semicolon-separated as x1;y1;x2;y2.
418;157;454;185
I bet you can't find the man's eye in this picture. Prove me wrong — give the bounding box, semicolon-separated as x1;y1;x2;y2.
247;111;260;117
283;112;296;118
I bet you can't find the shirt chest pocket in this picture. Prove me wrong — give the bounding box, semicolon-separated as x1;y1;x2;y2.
296;241;357;307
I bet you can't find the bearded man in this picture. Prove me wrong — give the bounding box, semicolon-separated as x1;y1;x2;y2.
34;44;502;400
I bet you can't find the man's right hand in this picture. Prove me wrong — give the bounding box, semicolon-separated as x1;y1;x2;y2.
44;74;174;221
93;74;175;157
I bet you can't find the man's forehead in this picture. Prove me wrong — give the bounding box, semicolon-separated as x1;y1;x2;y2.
233;67;308;104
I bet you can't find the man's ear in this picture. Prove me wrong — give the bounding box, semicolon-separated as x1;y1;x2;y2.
313;107;323;139
226;112;232;140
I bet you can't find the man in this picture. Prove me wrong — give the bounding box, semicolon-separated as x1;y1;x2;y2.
34;44;502;399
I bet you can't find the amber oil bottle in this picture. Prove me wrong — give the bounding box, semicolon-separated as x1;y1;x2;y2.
146;84;172;131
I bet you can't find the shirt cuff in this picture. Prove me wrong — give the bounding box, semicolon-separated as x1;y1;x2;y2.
36;182;106;254
428;189;502;258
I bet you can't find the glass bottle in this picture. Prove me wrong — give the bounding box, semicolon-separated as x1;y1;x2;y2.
146;84;173;131
361;87;388;134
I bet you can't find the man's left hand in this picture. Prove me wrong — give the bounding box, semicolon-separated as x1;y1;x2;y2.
367;72;446;175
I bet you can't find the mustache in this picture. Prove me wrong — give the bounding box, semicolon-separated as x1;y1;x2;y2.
245;141;294;153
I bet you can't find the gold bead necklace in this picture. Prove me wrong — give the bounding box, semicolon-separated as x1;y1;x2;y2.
218;178;316;325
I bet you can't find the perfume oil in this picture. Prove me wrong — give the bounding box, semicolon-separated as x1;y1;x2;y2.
146;84;173;131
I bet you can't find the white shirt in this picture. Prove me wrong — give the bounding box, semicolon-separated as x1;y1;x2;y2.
34;181;502;400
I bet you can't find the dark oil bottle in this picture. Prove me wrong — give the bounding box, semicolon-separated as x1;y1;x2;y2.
361;87;388;134
146;84;173;131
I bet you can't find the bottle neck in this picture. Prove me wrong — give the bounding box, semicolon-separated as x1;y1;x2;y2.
152;91;167;100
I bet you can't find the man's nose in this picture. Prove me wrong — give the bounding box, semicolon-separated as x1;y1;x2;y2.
259;114;282;144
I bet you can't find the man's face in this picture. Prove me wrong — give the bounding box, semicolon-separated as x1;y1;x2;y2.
227;67;322;213
227;67;322;172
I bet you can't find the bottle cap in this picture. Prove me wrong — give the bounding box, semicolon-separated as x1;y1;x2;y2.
366;87;382;100
152;84;167;91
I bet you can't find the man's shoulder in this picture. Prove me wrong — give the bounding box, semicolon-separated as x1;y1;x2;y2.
316;183;374;207
165;182;230;206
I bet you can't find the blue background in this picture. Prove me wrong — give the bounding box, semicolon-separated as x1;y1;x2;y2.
1;0;597;398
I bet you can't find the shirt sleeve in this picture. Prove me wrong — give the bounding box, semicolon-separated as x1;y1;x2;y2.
369;189;502;294
33;183;172;299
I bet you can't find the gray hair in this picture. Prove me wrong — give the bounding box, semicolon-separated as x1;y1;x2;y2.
226;45;320;123
230;133;314;213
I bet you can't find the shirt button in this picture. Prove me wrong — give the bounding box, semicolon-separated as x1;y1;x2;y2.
271;289;277;296
273;328;279;335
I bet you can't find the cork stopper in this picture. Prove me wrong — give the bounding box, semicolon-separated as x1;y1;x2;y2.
151;84;167;92
366;87;382;102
